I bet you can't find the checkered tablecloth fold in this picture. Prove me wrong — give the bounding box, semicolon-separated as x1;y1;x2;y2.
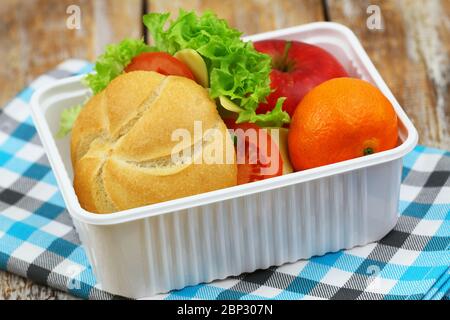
0;60;448;300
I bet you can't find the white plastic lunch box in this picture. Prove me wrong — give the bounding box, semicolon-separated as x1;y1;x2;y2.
30;22;418;298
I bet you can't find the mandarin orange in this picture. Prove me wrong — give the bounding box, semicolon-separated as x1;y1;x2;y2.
288;78;398;171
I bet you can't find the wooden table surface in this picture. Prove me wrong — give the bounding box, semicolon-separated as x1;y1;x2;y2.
0;0;448;299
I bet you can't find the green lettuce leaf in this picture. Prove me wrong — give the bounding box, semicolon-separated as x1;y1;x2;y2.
58;39;153;138
56;104;83;138
143;10;290;127
84;38;153;94
238;97;290;128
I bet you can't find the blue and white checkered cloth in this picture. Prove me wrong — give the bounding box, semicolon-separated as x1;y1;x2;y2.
0;60;449;300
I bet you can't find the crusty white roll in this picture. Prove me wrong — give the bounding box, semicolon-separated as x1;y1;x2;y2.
71;71;237;213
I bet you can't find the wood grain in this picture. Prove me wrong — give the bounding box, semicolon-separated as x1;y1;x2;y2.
146;0;324;36
0;271;78;300
326;0;450;148
0;0;142;300
1;0;448;300
0;0;142;108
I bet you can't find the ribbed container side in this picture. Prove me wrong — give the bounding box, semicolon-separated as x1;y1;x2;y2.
73;159;401;298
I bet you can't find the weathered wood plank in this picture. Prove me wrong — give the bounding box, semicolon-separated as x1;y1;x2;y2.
326;0;450;148
92;0;144;55
0;271;78;300
0;0;143;300
147;0;324;36
0;0;142;108
2;0;448;301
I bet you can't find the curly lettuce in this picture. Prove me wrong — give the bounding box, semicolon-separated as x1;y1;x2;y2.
57;39;152;137
84;38;153;94
240;97;289;128
56;104;83;138
57;11;290;137
143;10;290;127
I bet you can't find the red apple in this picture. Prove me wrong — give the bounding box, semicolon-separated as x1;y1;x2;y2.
254;40;348;117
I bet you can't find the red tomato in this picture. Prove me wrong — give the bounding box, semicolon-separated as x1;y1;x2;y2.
225;120;283;185
125;52;195;80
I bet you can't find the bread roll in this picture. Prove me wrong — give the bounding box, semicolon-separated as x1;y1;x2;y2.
71;71;237;213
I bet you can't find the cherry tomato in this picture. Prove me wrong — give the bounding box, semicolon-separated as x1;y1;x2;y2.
225;120;283;185
125;52;195;80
